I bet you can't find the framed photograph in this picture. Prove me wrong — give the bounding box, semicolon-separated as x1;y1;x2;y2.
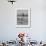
16;8;31;28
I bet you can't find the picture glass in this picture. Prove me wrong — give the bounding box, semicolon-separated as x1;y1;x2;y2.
16;8;31;28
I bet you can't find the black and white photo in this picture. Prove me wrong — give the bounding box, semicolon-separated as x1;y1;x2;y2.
16;8;31;28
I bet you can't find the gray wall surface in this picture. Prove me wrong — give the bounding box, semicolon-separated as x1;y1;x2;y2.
0;0;46;41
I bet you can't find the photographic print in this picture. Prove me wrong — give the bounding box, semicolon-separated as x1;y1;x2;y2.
16;8;31;28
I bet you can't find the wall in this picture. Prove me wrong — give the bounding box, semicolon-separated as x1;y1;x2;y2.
0;0;46;41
